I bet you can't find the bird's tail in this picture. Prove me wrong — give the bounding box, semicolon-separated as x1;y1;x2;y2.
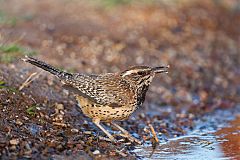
22;56;74;83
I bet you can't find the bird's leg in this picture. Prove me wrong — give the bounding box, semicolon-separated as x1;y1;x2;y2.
111;122;142;144
92;119;116;142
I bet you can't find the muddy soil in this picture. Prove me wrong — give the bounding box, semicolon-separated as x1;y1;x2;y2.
0;0;239;159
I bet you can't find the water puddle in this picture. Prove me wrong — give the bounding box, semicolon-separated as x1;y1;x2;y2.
133;106;240;159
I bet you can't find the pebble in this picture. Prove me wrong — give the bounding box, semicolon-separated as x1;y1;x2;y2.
55;103;64;110
92;150;100;155
71;128;79;133
84;131;92;135
10;139;19;145
16;119;23;125
53;122;67;127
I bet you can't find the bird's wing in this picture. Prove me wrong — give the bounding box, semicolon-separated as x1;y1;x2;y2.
62;73;135;107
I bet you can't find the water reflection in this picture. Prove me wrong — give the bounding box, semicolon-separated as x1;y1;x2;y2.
215;116;240;159
133;108;240;160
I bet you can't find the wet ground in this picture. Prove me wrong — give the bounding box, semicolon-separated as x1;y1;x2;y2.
0;0;240;159
134;105;240;159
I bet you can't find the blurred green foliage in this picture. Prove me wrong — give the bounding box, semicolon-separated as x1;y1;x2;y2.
0;80;18;92
101;0;132;7
26;105;37;116
0;44;38;63
0;10;17;26
0;80;5;88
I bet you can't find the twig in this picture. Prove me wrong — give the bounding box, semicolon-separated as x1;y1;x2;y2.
148;123;160;158
19;71;42;91
12;32;26;44
148;123;159;143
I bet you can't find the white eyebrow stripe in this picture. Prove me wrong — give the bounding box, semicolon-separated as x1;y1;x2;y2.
122;70;138;77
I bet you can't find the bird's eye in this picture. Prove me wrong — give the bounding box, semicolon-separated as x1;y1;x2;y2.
138;71;145;75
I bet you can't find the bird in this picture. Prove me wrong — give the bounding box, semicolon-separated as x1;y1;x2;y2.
22;56;169;144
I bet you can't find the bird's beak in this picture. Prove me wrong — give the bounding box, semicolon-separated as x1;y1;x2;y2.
152;65;169;73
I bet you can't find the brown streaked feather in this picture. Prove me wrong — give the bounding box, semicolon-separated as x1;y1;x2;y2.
62;73;135;107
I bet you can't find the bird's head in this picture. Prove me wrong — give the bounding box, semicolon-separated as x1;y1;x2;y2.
120;65;169;87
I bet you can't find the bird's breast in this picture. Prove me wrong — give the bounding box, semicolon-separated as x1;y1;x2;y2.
76;95;137;121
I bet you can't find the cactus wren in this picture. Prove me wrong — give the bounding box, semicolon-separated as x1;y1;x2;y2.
22;56;169;144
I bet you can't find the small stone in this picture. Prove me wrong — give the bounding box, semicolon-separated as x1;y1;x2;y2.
16;119;23;125
139;113;145;118
10;139;19;145
55;103;64;110
9;145;16;151
92;150;100;155
83;120;88;125
53;122;67;127
71;128;79;133
188;113;195;119
84;131;92;135
143;127;150;133
63;89;69;95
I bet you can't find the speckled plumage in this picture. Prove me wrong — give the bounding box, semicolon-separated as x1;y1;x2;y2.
22;56;169;143
63;73;137;121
